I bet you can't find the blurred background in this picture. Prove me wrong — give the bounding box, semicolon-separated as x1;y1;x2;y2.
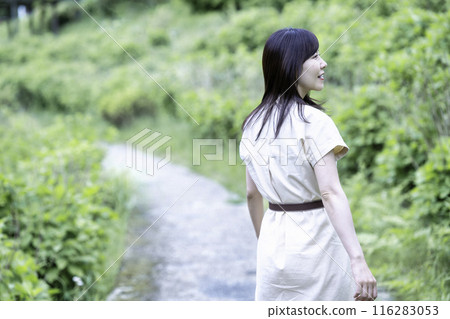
0;0;448;300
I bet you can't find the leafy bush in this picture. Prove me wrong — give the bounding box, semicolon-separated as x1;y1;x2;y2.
179;89;241;138
99;85;157;127
82;0;168;16
52;1;82;29
412;0;449;13
369;10;448;191
0;60;97;113
335;85;398;179
0;111;130;300
383;8;438;52
196;7;281;53
410;138;450;225
345;172;449;300
98;65;175;126
374;125;429;192
26;0;82;33
185;0;285;12
184;0;230;12
148;28;170;46
0;179;51;301
335;0;446;16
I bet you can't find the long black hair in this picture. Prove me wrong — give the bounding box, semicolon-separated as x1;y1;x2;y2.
242;28;325;139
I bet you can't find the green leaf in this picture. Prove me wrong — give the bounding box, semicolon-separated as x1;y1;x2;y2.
56;259;67;270
45;268;60;283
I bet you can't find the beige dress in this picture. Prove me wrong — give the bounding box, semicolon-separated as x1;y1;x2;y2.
239;103;355;301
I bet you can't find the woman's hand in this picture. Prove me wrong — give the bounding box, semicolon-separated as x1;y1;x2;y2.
351;258;377;301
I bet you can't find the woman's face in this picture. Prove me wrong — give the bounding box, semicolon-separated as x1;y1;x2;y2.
296;51;327;98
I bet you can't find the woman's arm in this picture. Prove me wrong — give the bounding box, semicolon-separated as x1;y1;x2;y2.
313;151;377;301
245;167;264;239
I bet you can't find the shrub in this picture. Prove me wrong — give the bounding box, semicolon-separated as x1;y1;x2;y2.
344;171;449;300
53;1;82;28
410;138;450;225
98;65;175;126
196;7;281;53
373;125;429;192
384;8;438;52
334;85;397;179
0;111;130;300
184;0;230;12
185;0;285;12
148;28;170;46
0;60;97;113
82;0;168;16
178;89;255;139
99;86;158;126
0;178;51;301
370;10;448;191
412;0;449;13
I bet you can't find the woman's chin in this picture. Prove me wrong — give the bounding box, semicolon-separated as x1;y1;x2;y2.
313;85;325;92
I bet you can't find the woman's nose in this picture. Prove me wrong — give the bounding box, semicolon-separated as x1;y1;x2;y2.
320;58;327;69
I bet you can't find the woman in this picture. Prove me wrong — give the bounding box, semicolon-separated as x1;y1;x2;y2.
239;28;377;301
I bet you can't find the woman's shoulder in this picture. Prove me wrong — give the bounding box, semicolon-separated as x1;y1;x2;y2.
292;103;332;124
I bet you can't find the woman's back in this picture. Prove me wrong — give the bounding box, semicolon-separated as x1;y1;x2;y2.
240;104;349;205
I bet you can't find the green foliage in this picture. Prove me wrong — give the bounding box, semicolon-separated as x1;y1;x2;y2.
384;8;437;52
412;0;449;13
148;28;170;46
381;224;450;300
374;125;429;191
339;0;447;16
179;89;255;139
0;30;111;112
410;138;450;225
197;7;281;53
82;0;168;16
0;110;130;300
185;0;286;12
98;65;175;126
335;85;397;179
367;10;449;191
0;60;97;112
100;86;154;127
26;1;82;34
53;1;83;28
184;0;230;12
345;173;450;300
0;182;51;301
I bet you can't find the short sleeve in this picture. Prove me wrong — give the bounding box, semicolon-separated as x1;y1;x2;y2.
303;112;349;167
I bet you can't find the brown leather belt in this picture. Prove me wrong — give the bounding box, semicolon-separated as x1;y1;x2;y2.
269;200;324;211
